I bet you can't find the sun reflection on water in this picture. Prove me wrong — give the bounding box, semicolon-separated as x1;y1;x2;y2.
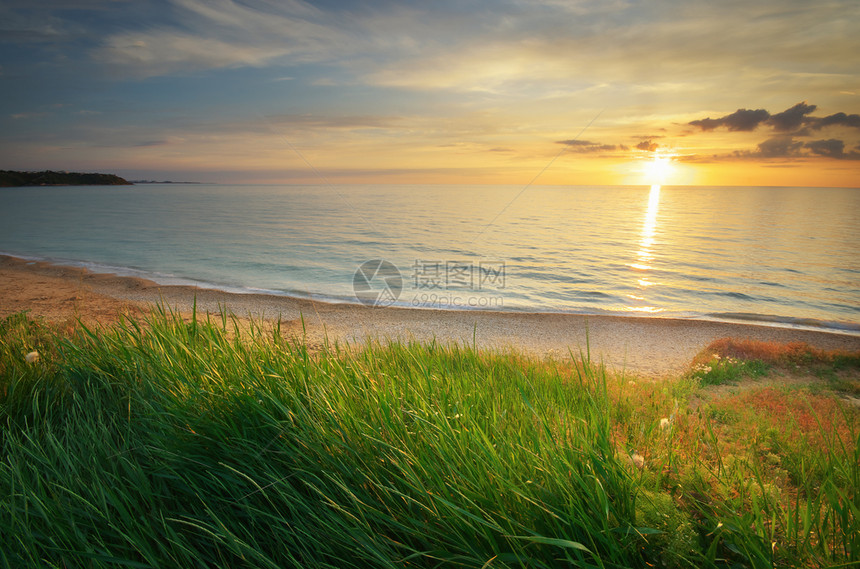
626;184;662;313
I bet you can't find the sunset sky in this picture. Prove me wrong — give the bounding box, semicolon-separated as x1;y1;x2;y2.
2;0;859;187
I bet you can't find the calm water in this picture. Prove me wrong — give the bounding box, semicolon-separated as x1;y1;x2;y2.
1;184;858;331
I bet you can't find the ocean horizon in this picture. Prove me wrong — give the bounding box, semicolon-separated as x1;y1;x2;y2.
1;183;858;334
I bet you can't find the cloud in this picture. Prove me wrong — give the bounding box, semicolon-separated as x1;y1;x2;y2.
95;31;289;77
264;113;401;130
132;139;171;147
805;138;843;158
690;102;860;135
365;0;860;98
557;139;623;152
0;3;73;44
5;0;860;186
91;0;351;78
557;139;595;146
689;108;770;132
810;112;860;130
10;112;47;119
805;139;860;160
754;137;804;158
689;102;860;162
724;136;860;161
767;102;816;132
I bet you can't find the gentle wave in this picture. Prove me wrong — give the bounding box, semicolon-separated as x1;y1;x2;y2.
4;250;860;335
708;312;860;335
1;184;858;334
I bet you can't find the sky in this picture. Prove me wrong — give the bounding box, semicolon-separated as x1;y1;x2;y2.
1;0;859;187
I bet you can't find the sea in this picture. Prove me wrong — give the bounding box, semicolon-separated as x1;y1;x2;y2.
1;183;858;333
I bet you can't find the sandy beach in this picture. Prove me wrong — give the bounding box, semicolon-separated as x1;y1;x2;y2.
2;254;858;377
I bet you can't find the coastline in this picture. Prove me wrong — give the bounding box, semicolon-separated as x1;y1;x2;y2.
2;253;858;377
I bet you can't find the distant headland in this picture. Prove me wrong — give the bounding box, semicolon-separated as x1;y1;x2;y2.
0;170;132;187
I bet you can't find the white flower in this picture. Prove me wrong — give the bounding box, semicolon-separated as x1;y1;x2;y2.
25;351;39;364
660;418;670;431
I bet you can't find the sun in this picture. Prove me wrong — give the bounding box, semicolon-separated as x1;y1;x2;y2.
643;153;676;186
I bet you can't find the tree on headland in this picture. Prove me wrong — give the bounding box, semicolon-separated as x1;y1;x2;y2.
0;170;132;187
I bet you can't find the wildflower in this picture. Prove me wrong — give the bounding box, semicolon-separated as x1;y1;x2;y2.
25;351;39;364
706;521;724;536
620;451;645;469
659;417;670;431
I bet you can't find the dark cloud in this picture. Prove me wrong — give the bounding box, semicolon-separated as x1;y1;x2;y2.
805;138;843;158
689;108;769;131
753;137;804;158
556;139;621;152
810;112;860;130
767;102;816;132
725;136;860;161
805;139;860;160
689;102;860;162
689;102;859;135
636;140;659;151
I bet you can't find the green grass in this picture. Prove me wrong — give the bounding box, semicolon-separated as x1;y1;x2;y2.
687;354;770;387
0;309;857;568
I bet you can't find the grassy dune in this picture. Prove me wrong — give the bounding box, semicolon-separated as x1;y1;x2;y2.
1;308;857;568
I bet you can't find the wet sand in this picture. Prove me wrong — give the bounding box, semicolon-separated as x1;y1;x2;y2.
2;254;858;377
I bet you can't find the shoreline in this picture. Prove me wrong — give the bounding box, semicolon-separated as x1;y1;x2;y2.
5;250;858;336
2;253;859;377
